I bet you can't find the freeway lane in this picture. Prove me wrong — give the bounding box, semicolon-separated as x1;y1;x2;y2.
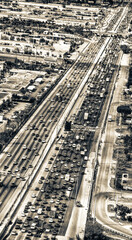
0;5;128;238
64;6;130;239
5;30;127;240
3;35;120;240
0;36;106;235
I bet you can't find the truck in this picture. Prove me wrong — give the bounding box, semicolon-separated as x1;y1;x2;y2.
100;92;104;98
70;178;74;183
65;190;71;198
65;174;70;181
37;208;42;215
108;115;112;122
84;112;88;120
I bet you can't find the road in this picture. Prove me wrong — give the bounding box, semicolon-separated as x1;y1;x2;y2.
91;52;132;239
0;31;107;238
0;4;130;240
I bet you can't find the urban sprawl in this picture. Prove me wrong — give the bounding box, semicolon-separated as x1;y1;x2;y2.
0;0;132;240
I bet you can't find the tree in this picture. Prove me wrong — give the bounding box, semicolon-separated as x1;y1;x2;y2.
10;35;14;41
6;48;10;53
30;97;36;103
0;144;3;152
20;87;26;94
115;204;131;220
65;121;71;131
117;105;131;115
40;38;45;43
2;100;7;109
120;44;130;54
84;222;111;240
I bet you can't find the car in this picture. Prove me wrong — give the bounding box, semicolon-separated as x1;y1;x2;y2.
13;161;18;165
27;231;32;236
46;206;51;211
22;166;26;171
24;209;28;213
34;233;41;237
4;165;8;170
21;177;26;181
21;212;26;217
36;197;42;202
27;216;32;221
31;222;37;229
25;237;31;240
15;224;21;229
11;231;18;235
55;200;60;205
40;176;45;180
45;168;49;172
31;208;36;212
43;236;49;240
52;230;58;235
21;228;26;232
29;164;33;168
11;182;17;188
76;201;82;207
49;218;53;223
16;174;20;179
50;199;54;203
31;193;36;198
40;188;44;193
38;180;43;185
35;152;39;156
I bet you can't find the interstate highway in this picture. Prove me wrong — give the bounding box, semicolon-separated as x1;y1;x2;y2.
7;34;126;239
0;35;105;226
0;5;129;240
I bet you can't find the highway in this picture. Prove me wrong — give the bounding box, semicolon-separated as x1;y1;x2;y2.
0;32;106;236
0;3;130;240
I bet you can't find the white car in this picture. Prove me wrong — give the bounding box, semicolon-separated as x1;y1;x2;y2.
21;212;25;217
11;231;17;235
31;193;36;198
49;218;53;223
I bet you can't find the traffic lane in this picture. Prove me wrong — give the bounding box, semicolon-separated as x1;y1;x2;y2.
4;34;113;237
0;78;61;173
8;109;100;234
0;98;64;209
15;172;80;233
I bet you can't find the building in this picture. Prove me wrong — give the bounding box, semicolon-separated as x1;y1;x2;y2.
27;85;36;92
0;61;5;78
0;115;7;133
35;77;43;84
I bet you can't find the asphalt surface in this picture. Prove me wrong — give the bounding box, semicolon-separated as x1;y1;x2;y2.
0;4;131;240
91;51;132;239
